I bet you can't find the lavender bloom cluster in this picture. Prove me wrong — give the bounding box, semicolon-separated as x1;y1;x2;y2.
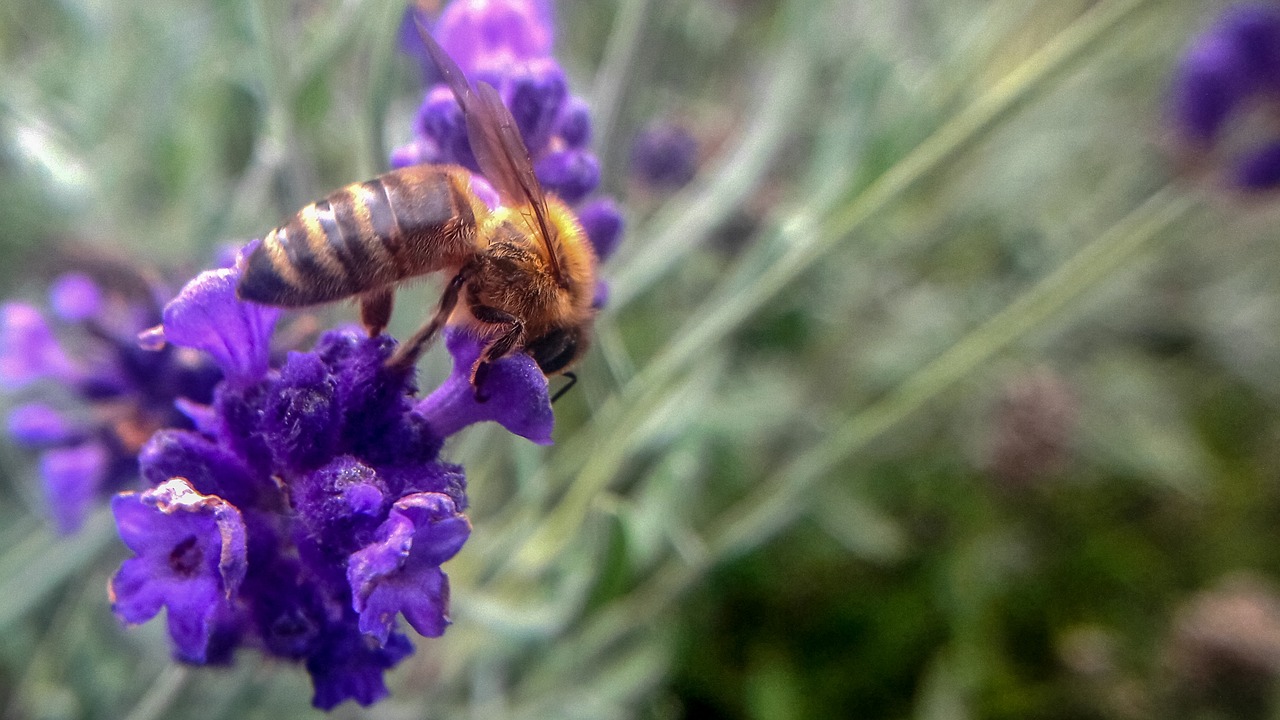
109;247;554;709
396;0;624;263
0;0;622;710
1171;3;1280;190
0;270;221;532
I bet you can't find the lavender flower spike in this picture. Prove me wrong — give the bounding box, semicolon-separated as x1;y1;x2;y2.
393;0;624;262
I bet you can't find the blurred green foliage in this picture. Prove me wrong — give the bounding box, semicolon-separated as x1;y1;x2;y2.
6;0;1280;718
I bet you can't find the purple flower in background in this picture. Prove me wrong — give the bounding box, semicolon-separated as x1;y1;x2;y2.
1170;3;1280;191
394;0;624;264
107;244;551;709
630;120;699;191
0;267;222;532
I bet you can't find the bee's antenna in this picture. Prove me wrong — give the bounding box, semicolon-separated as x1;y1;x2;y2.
550;372;578;404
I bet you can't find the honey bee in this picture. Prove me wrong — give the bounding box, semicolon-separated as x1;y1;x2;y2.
237;23;596;400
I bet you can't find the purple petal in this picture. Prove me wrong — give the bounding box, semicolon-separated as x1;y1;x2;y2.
392;491;472;566
160;247;280;385
415;329;553;443
49;273;104;322
360;565;449;641
108;479;249;662
1219;4;1280;89
8;402;79;447
0;302;76;388
164;575;226;662
348;492;470;644
577;198;625;261
110;557;168;624
40;441;109;534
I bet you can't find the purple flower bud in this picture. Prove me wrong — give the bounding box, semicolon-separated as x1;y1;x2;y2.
554;97;593;149
139;429;266;508
416;87;477;170
576;197;625;261
630;121;699;190
110;478;248;663
292;456;388;560
503;59;567;153
535;148;600;204
416;329;553;444
347;492;470;644
306;626;413;710
49;273;104;322
1172;34;1253;144
261;352;340;473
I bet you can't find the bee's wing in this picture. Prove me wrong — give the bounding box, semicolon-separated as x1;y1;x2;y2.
415;20;566;287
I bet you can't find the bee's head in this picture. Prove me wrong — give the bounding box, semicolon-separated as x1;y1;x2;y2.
525;323;590;375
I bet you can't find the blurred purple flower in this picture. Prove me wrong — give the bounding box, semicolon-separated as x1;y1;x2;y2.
0;267;222;533
1170;3;1280;191
630;120;699;191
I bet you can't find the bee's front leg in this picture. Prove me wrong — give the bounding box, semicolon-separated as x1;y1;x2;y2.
468;305;523;403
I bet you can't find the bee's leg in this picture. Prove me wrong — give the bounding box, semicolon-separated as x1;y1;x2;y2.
359;287;394;337
385;272;466;370
468;305;523;403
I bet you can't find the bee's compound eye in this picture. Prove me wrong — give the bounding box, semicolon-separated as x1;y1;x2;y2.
526;327;581;375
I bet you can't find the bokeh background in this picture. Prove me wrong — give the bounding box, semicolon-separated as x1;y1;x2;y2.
4;0;1280;717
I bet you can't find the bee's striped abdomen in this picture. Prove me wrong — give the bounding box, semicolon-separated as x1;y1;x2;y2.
237;165;481;308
